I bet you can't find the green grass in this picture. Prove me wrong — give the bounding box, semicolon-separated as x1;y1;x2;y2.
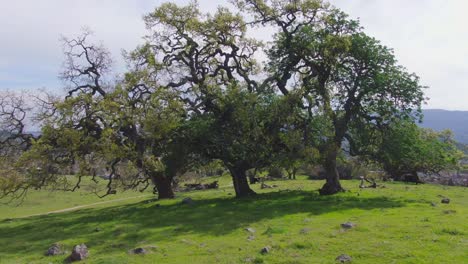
0;176;466;263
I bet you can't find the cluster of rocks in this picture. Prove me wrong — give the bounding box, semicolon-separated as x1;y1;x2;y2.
45;243;88;262
46;243;155;261
422;172;468;187
246;224;354;262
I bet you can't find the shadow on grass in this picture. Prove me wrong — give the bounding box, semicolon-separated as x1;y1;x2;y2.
0;190;404;257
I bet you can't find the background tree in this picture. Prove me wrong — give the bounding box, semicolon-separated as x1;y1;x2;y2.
7;31;193;200
183;86;300;197
235;0;425;194
371;120;462;181
141;2;296;197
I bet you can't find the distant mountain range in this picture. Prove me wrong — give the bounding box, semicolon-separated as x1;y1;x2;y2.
421;109;468;144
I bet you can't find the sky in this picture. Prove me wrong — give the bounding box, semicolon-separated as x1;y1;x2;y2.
0;0;467;110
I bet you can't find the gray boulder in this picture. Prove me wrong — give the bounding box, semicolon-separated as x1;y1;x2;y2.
69;244;89;262
260;246;271;254
441;198;450;204
340;222;356;229
45;243;63;256
130;247;147;254
336;254;352;263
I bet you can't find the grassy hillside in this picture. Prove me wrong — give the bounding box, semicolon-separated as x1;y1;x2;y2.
0;176;466;264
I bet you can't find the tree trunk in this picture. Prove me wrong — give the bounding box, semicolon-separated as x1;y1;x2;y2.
150;173;175;199
287;167;297;180
228;166;256;198
319;147;345;195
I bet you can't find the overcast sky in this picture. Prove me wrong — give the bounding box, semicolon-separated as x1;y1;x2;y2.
1;0;467;110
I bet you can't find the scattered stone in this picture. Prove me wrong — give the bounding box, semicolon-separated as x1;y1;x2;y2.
340;222;356;229
431;202;437;207
441;198;450;204
245;227;256;234
247;235;255;241
260;246;271;254
300;228;311;234
443;210;456;214
261;183;273;189
94;227;101;232
45;243;63;256
129;247;147;255
181;197;194;205
335;254;352;263
69;244;89;262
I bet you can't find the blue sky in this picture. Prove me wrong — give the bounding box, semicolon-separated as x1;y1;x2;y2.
1;0;467;110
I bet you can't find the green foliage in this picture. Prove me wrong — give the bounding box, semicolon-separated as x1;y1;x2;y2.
371;120;463;179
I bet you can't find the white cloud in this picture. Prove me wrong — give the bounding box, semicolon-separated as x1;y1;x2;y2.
330;0;468;110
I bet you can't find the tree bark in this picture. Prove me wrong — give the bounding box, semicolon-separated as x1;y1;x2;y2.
319;146;345;195
150;173;175;199
228;166;256;198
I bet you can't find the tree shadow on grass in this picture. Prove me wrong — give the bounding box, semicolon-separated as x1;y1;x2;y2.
0;190;404;258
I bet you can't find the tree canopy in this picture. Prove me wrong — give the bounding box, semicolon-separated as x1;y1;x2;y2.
1;0;459;200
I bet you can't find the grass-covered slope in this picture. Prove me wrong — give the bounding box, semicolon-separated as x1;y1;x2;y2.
0;176;466;264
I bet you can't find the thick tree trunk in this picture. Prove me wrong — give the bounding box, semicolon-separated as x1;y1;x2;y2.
319;147;345;195
228;166;256;198
150;173;175;199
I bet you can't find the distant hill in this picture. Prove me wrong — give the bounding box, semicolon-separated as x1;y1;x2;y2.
421;109;468;144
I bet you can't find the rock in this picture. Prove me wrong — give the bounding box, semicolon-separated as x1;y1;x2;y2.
245;227;256;234
182;197;194;205
247;235;255;241
130;247;147;254
69;244;89;262
443;210;456;214
94;227;101;232
431;202;437;207
340;222;356;229
300;228;311;234
260;246;271;254
45;243;63;256
441;198;450;204
335;254;352;263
